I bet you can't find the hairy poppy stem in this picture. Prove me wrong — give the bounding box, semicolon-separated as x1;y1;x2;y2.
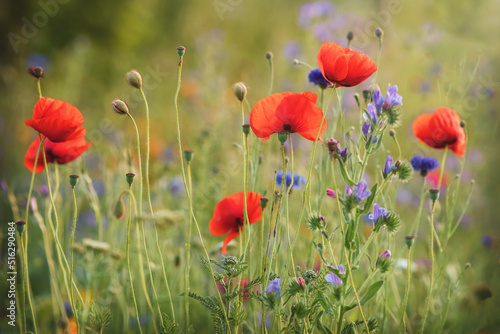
36;78;42;99
420;201;437;333
70;185;81;333
267;54;274;96
400;246;412;333
185;161;194;329
126;186;143;334
127;113;143;218
174;49;231;331
285;133;296;276
139;87;154;217
437;146;448;190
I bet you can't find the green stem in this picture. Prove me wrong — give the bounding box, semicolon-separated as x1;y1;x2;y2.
267;55;274;96
185;162;194;330
127;113;143;217
344;249;370;333
285;132;296;276
140;87;154;217
126;185;143;334
70;186;80;333
411;178;427;236
420;200;437;333
36;79;42;99
400;247;412;333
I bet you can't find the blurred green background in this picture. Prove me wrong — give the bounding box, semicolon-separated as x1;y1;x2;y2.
1;0;499;332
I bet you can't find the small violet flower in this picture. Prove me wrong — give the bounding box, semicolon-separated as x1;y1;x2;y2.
338;147;348;160
363;103;379;128
276;171;306;190
352;180;372;202
325;264;344;286
362;122;370;137
308;68;331;88
410;155;439;176
383;155;397;178
379;249;391;259
369;203;390;223
372;83;403;112
266;278;281;296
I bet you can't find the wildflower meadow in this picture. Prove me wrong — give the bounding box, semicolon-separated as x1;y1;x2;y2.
1;0;499;333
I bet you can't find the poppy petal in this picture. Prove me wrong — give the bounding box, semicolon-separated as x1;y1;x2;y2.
250;93;295;142
24;137;48;174
339;49;378;87
222;230;240;255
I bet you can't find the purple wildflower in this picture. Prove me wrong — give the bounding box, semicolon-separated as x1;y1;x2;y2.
383;156;397;177
362;122;370;137
345;185;353;197
266;278;281;296
363;103;378;127
369;203;390;223
372;84;403;112
379;250;391;259
339;148;347;160
308;68;331;88
326;189;336;199
352;180;371;202
325;264;344;286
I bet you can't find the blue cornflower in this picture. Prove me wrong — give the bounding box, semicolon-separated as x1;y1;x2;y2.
383;155;397;178
266;278;281;296
410;155;439;176
372;83;403;112
308;68;331;88
325;264;344;286
276;171;306;190
369;203;390;223
481;235;492;248
352;180;371;202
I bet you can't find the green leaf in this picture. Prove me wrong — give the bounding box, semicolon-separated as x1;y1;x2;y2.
361;184;378;214
360;280;384;306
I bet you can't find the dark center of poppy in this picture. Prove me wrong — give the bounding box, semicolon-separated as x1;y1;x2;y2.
235;217;243;226
283;124;292;132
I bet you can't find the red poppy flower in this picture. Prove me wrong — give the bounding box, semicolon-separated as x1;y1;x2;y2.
250;92;327;143
317;42;377;87
412;107;465;157
25;97;84;143
209;191;263;254
24;126;91;173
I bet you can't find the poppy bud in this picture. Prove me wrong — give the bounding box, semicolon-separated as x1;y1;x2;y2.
465;262;471;269
265;51;273;60
278;132;288;144
293;59;300;65
242;124;250;136
354;93;361;108
16;221;26;234
389;129;396;137
111;99;129;115
184;150;194;163
375;27;384;38
284;157;289;164
405;236;414;249
126;70;143;89
460;120;466;128
177;46;186;58
113;194;126;220
346;31;354;42
69;174;79;188
429;188;440;202
126;173;135;186
233;82;248;102
260;197;269;210
28;66;44;79
362;89;371;103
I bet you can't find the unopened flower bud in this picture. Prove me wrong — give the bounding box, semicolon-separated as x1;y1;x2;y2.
465;262;471;269
327;138;339;153
405;236;414;249
16;221;26;234
284;157;289;164
278;132;288;144
395;160;401;168
460;120;466;128
126;70;142;89
113;195;126;220
429;188;440;202
354;93;361;108
28;66;44;79
326;189;336;199
233;82;248;102
184;150;194;163
260;197;269;210
69;174;79;188
265;51;273;60
177;46;186;58
242;124;250;136
298;277;305;289
389;129;396;137
346;31;354;42
362;89;371;103
126;173;135;186
111;99;129;115
379;249;391;259
375;27;384;38
293;59;300;65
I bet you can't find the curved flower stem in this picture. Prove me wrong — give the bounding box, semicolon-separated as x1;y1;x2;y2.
174;54;230;330
240;100;251;288
289;85;337;269
126;185;143;334
420;200;437;334
127;113;143;216
267;55;274;96
344;249;370;333
70;186;80;333
140;87;154;217
400;246;412;333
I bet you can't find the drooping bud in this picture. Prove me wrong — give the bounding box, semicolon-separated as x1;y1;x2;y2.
265;51;273;60
69;175;79;188
28;66;44;79
111;99;129;115
260;197;269;210
113;194;126;220
177;46;186;58
184;150;194;163
375;27;384;38
354;93;361;108
278;132;288;144
126;173;135;186
460;120;466;128
126;70;142;89
405;236;414;249
293;59;300;65
242;124;250;136
362;89;371;103
233;82;248;102
389;129;396;137
16;221;26;234
429;188;440;202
